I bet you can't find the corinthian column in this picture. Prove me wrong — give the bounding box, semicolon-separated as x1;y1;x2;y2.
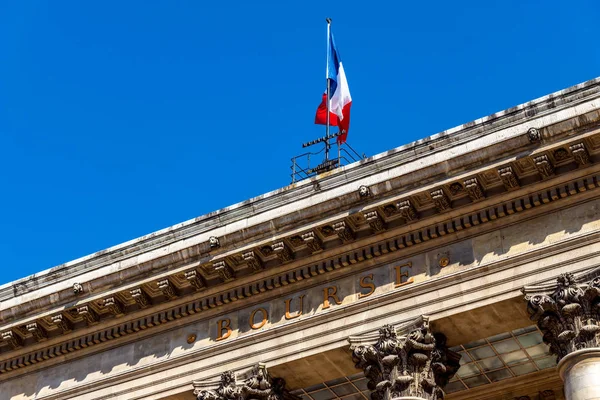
524;272;600;400
348;316;460;400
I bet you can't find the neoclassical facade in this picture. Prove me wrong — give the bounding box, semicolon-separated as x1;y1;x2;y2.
2;78;600;400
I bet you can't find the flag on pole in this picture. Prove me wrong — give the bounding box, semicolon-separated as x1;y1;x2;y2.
314;30;352;144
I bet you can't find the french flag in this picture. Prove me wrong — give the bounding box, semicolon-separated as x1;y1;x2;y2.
314;30;352;144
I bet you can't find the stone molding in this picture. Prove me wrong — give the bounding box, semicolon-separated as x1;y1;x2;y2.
524;270;600;362
1;170;599;377
193;363;298;400
3;81;600;317
349;316;460;400
2;126;599;332
13;229;600;399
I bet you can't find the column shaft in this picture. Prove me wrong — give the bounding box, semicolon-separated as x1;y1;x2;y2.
559;349;600;400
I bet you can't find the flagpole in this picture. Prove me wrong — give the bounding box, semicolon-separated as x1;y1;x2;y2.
325;18;331;162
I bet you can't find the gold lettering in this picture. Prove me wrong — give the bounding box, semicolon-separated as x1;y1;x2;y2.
394;262;413;288
249;308;268;330
216;318;232;341
284;295;306;320
359;274;376;298
323;286;343;309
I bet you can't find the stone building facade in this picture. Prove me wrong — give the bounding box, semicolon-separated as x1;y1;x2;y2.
2;78;600;400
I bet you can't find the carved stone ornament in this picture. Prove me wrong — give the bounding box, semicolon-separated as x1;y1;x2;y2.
430;189;451;212
193;363;298;400
524;271;600;362
272;242;293;263
463;177;485;201
103;297;123;316
130;288;150;308
383;204;397;218
158;279;176;300
569;142;590;166
186;269;207;290
448;182;463;196
301;231;323;253
533;155;554;179
51;313;72;333
498;166;520;190
73;282;84;295
209;236;221;249
242;251;263;272
214;261;235;282
553;148;569;162
348;316;460;400
527;127;541;143
397;200;418;222
1;330;24;349
77;305;98;326
26;322;47;342
364;211;386;232
358;185;370;198
333;221;355;243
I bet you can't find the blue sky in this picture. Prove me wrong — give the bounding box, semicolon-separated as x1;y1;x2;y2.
1;1;599;284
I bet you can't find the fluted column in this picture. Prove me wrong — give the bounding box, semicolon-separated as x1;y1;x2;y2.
524;272;600;400
193;363;298;400
348;316;460;400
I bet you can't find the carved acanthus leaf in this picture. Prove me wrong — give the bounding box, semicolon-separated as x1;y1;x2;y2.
430;189;451;212
77;305;98;326
364;211;386;232
349;317;460;400
186;269;207;290
242;251;264;272
158;279;176;300
524;272;600;362
333;221;355;243
1;330;23;349
51;313;72;333
130;288;150;308
301;231;323;253
214;261;235;282
533;155;554;178
464;177;485;201
272;242;293;263
397;200;418;222
193;364;298;400
26;322;47;342
498;166;520;190
569;142;590;166
103;297;124;316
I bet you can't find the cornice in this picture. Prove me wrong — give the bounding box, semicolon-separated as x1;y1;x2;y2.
2;77;600;311
1;148;600;379
2;116;600;338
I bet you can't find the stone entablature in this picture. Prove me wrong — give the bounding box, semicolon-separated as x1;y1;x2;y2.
1;167;600;376
2;198;599;398
1;79;600;399
1;133;598;324
3;79;600;318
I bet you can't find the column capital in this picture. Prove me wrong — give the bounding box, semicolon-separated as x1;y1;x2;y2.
523;270;600;363
348;316;460;400
193;363;298;400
